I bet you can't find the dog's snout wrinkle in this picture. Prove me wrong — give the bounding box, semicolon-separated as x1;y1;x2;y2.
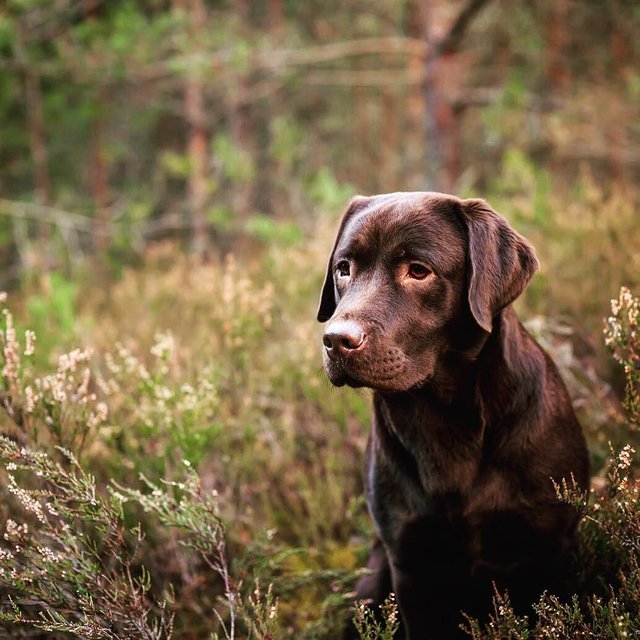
323;320;366;358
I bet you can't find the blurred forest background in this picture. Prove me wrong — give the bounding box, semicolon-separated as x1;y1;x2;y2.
0;0;640;638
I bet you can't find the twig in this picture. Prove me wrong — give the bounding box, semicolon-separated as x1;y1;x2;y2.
435;0;493;55
0;199;96;233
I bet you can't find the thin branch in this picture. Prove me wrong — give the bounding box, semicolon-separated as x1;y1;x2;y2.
435;0;493;55
451;87;501;111
298;68;424;87
0;390;27;446
0;199;96;233
263;36;427;68
3;37;429;86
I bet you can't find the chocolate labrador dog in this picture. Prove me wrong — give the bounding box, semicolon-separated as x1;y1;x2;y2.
317;192;590;639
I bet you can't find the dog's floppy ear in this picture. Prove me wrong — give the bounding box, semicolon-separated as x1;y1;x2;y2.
317;195;370;322
459;198;539;333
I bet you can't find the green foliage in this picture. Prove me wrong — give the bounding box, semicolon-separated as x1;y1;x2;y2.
306;168;354;213
0;437;174;639
245;214;302;245
213;134;255;184
24;272;78;345
160;151;193;179
270;117;305;168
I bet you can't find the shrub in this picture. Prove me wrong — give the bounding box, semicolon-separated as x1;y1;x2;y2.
0;253;367;638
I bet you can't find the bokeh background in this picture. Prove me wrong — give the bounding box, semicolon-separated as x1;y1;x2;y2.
0;1;639;637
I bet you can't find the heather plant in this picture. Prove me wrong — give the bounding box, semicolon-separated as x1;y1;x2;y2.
0;297;108;452
0;307;307;639
0;435;174;639
0;271;366;637
353;594;400;640
605;287;640;426
0;433;289;639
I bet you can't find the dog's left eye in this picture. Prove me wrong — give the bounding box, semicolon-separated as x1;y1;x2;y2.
407;263;432;280
336;260;351;277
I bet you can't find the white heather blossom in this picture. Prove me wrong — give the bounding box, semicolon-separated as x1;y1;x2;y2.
618;445;635;470
88;402;109;428
76;367;91;397
58;348;92;373
7;476;46;523
36;545;63;563
0;548;14;561
4;519;28;541
2;312;20;382
24;385;36;413
23;330;36;356
150;331;175;359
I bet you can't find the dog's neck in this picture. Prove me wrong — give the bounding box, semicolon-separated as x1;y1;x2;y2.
373;306;542;489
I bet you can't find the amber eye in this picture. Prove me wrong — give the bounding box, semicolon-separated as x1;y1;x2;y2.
336;260;351;277
407;263;432;280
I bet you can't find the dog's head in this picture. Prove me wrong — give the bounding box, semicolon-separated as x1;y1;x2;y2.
317;192;538;391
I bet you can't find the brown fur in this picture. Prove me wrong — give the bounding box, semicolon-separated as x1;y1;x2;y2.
317;192;590;640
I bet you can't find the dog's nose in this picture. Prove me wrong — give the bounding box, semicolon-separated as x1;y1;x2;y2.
323;321;366;357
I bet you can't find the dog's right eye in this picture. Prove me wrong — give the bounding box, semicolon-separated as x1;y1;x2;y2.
336;260;350;277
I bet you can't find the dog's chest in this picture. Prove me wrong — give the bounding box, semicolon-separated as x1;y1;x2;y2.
372;394;483;494
367;458;530;574
365;438;482;549
367;396;515;558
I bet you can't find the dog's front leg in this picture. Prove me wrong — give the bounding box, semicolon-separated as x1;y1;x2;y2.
388;516;473;640
354;537;393;606
342;538;397;640
391;564;468;640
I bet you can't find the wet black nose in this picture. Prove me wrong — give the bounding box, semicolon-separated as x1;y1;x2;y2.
323;321;366;357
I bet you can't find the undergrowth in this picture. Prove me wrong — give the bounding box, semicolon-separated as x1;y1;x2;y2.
0;235;638;638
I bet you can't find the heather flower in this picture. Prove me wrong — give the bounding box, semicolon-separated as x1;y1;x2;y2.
2;311;20;382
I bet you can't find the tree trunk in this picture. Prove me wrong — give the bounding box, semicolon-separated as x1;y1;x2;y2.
354;81;371;189
405;0;428;190
381;86;399;188
424;0;492;192
92;90;110;257
80;0;111;273
228;0;254;217
14;20;52;271
24;70;51;206
545;0;569;91
252;0;285;215
174;0;210;255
